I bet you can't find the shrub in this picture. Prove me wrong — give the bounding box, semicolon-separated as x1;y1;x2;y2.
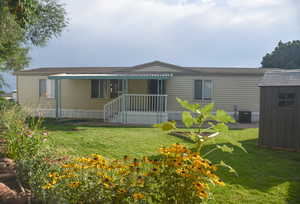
0;105;46;160
42;144;225;203
0;105;57;200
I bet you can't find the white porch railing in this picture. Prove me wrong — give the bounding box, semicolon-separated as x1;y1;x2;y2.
103;95;123;122
103;94;168;124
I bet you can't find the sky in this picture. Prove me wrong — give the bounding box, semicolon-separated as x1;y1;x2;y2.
2;0;300;92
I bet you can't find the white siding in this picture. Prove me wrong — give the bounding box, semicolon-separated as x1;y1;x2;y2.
166;75;262;113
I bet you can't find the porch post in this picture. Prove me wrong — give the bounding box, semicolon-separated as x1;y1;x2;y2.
55;79;59;119
59;80;62;117
55;79;62;119
122;79;128;124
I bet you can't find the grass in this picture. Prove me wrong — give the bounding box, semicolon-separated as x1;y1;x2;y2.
45;120;300;204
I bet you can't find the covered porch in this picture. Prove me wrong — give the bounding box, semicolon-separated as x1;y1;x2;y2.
48;73;172;124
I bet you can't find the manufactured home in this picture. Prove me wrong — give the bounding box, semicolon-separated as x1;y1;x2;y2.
14;61;270;124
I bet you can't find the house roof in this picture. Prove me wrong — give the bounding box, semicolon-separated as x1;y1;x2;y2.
48;73;173;80
259;70;300;87
14;60;276;76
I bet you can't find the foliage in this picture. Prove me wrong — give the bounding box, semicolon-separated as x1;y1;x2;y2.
0;105;56;200
154;98;240;154
43;124;300;204
0;105;47;160
0;7;29;72
43;144;225;203
41;99;240;203
261;40;300;69
1;0;68;46
0;97;16;110
0;0;68;72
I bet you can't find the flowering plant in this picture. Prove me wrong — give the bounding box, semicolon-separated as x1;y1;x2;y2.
42;143;226;203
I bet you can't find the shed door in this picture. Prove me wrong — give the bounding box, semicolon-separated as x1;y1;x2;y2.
273;87;298;149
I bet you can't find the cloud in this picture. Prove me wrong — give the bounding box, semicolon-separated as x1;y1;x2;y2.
226;0;285;8
28;0;298;69
3;0;299;92
51;0;297;66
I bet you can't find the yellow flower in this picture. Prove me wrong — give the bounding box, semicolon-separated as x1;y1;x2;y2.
197;190;208;199
132;192;145;200
48;172;58;178
136;176;145;186
214;179;225;186
193;182;207;191
117;188;127;194
151;167;159;173
42;183;54;190
68;182;80;188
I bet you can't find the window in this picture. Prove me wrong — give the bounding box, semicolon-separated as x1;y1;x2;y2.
278;93;295;107
39;79;55;98
91;80;106;98
194;80;213;100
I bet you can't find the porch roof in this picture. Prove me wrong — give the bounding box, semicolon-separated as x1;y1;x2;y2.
48;73;173;80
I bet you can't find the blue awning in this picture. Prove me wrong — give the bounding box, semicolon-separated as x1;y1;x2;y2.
48;73;173;80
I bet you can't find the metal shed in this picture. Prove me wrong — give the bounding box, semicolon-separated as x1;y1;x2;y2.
258;70;300;151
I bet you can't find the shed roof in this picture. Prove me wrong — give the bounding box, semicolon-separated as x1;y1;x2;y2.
259;70;300;87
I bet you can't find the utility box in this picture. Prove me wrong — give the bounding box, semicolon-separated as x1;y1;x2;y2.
238;111;252;123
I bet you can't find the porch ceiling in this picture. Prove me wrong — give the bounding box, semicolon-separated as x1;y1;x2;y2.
48;73;173;80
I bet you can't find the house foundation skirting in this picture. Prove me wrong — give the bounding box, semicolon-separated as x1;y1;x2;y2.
167;111;260;122
30;109;260;123
31;109;103;119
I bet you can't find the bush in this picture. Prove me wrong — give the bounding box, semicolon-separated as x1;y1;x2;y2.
42;144;225;203
0;105;46;160
0;97;16;110
0;105;57;200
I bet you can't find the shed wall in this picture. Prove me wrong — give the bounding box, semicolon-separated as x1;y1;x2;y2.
259;86;300;151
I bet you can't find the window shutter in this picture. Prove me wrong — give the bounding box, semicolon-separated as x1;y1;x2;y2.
39;79;46;97
194;80;202;99
99;80;104;98
91;80;99;98
203;80;212;100
46;80;55;98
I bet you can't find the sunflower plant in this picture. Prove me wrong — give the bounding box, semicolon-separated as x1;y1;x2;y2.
154;97;246;153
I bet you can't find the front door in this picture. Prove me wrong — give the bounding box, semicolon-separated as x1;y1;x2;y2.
148;80;166;112
110;80;123;98
148;80;166;94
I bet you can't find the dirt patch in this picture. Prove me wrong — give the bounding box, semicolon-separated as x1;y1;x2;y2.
0;139;30;203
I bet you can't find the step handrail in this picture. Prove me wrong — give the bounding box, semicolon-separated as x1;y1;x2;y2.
103;94;124;122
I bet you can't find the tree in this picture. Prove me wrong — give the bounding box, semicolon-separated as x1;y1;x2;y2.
261;40;300;69
0;0;68;88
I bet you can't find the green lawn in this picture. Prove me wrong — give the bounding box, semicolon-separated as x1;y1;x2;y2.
45;120;300;204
